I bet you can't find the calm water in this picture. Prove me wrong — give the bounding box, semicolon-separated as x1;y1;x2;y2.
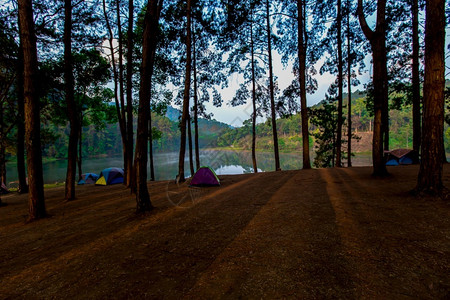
5;150;373;186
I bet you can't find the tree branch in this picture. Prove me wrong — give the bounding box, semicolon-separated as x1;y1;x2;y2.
357;0;374;41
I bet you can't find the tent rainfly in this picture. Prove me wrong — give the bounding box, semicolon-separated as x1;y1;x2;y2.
78;173;99;185
95;168;124;185
385;149;419;166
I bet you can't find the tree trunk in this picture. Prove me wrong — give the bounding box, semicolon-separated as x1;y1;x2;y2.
347;0;352;167
177;0;191;183
78;115;83;181
250;17;258;173
412;0;421;153
357;0;388;176
416;0;445;195
16;33;28;193
134;0;162;212
116;0;128;186
126;0;134;187
18;0;46;220
266;0;280;171
192;27;200;170
298;0;311;169
0;102;5;186
188;113;194;176
149;114;155;181
336;0;343;167
64;0;79;200
102;0;126;183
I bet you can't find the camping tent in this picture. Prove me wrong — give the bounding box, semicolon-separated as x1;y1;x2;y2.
95;168;124;185
385;149;419;166
0;182;8;194
190;166;220;187
78;173;99;185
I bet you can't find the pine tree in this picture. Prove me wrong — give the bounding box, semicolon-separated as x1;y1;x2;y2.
18;0;46;220
416;0;446;195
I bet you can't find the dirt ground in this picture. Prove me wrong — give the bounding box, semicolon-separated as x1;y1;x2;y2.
1;165;449;299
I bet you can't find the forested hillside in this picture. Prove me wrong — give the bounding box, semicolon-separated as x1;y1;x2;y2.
3;107;231;161
217;89;450;154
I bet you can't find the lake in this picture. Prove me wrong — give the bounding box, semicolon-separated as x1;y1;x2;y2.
5;150;373;186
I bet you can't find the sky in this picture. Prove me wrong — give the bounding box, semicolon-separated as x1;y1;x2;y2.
196;53;371;127
191;29;450;127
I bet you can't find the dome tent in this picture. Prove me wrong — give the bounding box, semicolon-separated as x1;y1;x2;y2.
95;168;124;185
190;166;220;187
78;173;99;185
385;149;419;166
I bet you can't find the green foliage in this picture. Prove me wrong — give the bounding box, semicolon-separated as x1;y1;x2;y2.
310;101;338;168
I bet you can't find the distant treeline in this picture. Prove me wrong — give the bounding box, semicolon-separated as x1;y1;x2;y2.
5;87;448;162
4;109;231;161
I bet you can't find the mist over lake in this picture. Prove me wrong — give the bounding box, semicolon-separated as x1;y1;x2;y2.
4;150;374;186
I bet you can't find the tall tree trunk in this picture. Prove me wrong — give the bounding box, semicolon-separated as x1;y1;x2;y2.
358;0;388;176
18;0;46;220
250;16;258;173
78;114;82;181
298;0;311;169
149;114;155;181
416;0;445;194
0;103;4;207
412;0;421;153
116;0;128;185
336;0;343;167
103;0;126;180
177;0;191;183
347;2;352;167
192;26;200;170
126;0;134;187
16;33;28;193
134;0;162;212
266;0;280;171
0;114;2;205
0;102;4;186
187;113;194;176
64;0;79;200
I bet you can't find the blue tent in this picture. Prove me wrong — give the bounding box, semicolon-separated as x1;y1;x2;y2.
386;158;399;166
385;149;419;166
78;173;99;185
95;168;124;185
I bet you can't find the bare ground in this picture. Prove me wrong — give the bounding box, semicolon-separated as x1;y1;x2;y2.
0;165;449;299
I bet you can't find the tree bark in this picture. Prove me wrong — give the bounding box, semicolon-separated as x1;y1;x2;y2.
0;102;5;186
416;0;445;195
347;2;352;168
250;16;258;173
64;0;79;200
116;0;128;186
188;113;194;176
16;31;28;193
336;0;343;167
126;0;134;187
149;114;155;181
192;25;200;170
18;0;46;220
77;115;83;181
266;0;280;171
103;0;127;183
177;0;192;182
298;0;311;169
412;0;421;153
134;0;162;212
357;0;388;176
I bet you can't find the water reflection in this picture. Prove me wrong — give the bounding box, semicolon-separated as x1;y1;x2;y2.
5;150;374;185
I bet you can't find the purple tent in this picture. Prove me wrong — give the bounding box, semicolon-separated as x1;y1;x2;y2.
190;166;220;187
